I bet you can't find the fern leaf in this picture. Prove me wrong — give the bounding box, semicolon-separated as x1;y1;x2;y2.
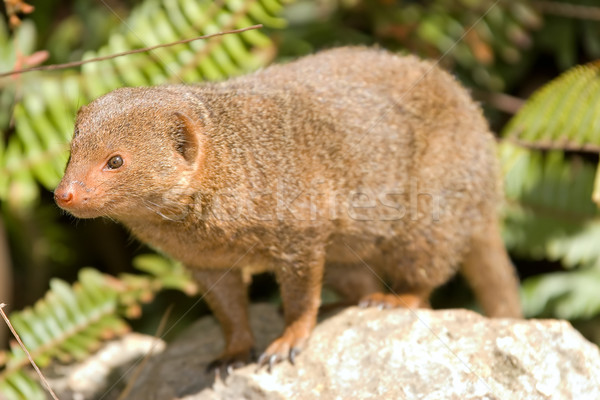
500;61;600;320
501;142;598;219
0;254;196;399
0;269;123;375
499;60;600;266
132;253;197;295
503;61;600;151
0;371;46;400
522;268;600;319
0;268;135;399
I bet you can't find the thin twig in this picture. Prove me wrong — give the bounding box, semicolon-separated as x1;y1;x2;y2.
504;135;600;154
533;1;600;21
0;303;60;400
472;89;525;115
0;24;263;79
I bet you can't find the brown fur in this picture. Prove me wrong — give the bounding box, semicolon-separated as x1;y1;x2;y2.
55;47;522;369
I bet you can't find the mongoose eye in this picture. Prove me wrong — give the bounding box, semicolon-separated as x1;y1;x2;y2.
106;155;123;169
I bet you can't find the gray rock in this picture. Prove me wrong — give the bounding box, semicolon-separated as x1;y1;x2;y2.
45;333;165;400
122;303;600;400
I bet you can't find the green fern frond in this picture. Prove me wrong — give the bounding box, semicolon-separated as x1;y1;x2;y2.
500;61;600;320
132;253;197;295
522;267;600;319
501;141;600;263
119;254;197;318
500;60;600;268
501;143;600;319
501;142;598;218
0;372;46;400
0;253;194;399
0;268;126;400
1;269;124;371
502;61;600;150
0;0;292;209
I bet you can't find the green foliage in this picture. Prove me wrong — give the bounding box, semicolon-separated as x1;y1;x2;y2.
0;0;289;210
501;146;597;260
0;254;195;400
0;18;39;206
522;268;600;319
535;0;600;69
0;268;125;400
2;1;600;396
406;0;540;90
500;61;600;319
132;253;197;296
503;61;600;150
281;0;541;91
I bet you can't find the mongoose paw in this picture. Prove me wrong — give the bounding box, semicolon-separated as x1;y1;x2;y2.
359;292;429;309
206;348;255;377
256;331;308;372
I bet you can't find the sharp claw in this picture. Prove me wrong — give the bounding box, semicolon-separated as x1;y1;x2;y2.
268;354;277;373
206;360;229;379
257;353;268;366
206;352;251;375
289;348;298;365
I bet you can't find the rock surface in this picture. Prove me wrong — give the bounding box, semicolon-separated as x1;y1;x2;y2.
46;333;166;400
119;303;600;400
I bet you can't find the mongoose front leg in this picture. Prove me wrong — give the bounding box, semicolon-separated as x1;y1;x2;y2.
258;249;325;371
191;269;254;374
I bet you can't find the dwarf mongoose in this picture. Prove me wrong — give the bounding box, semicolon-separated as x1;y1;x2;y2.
55;46;522;371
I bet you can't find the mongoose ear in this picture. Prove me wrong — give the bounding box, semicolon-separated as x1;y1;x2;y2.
173;111;201;164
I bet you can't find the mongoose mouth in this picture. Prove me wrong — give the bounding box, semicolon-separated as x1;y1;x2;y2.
54;181;105;219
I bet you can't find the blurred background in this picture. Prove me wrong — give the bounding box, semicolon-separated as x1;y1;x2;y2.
1;0;600;395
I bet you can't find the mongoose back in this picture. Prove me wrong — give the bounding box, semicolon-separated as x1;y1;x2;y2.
55;46;522;370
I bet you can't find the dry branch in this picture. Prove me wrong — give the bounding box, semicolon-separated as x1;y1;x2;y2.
0;24;263;79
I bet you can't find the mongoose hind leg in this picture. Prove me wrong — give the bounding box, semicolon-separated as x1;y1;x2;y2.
192;269;255;374
324;263;383;306
258;247;325;371
359;288;433;310
461;217;522;318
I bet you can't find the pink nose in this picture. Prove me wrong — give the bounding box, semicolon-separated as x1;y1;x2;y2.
54;185;75;208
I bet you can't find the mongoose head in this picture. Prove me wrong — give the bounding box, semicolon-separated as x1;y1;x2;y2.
55;86;205;222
